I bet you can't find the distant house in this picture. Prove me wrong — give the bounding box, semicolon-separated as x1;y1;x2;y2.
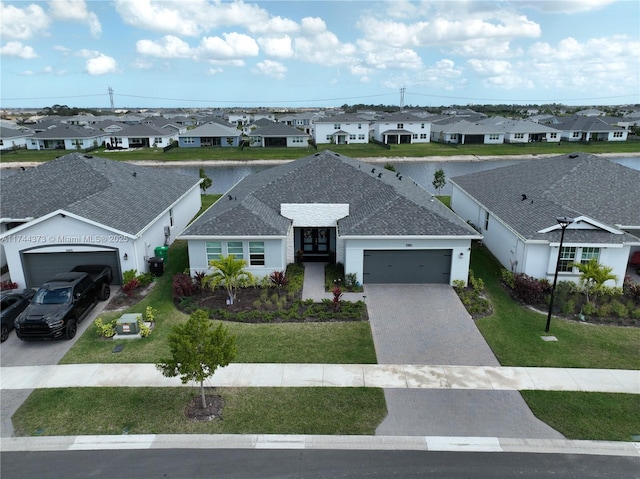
248;122;310;147
178;121;241;148
276;112;316;135
179;150;481;286
227;111;276;127
313;114;370;145
0;127;33;151
430;120;504;144
108;123;176;149
484;118;561;143
370;113;431;144
552;116;628;142
450;153;640;286
27;124;105;151
0;153;202;288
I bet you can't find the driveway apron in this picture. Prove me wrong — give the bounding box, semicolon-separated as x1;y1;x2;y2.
364;284;563;439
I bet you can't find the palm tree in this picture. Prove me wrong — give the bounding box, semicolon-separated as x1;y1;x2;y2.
572;258;618;303
204;255;254;304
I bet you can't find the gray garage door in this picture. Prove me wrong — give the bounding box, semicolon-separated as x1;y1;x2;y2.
21;250;122;288
363;249;451;284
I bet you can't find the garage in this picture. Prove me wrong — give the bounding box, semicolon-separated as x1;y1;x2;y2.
363;249;451;284
21;250;122;288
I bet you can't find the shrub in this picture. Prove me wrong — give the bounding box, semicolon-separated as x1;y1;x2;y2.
453;279;465;293
512;273;550;304
193;271;207;293
270;271;289;291
500;269;515;289
0;280;18;291
94;317;116;338
609;301;628;319
122;278;140;297
136;272;155;287
123;269;138;284
469;270;484;292
582;302;596;315
623;275;640;300
345;273;359;289
596;303;612;318
172;273;195;298
561;299;577;315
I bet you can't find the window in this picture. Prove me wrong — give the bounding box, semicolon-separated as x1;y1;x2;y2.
549;133;557;139
249;241;265;266
421;123;425;129
420;133;427;139
488;134;500;140
227;241;243;260
514;133;524;139
358;123;362;129
558;247;576;272
484;211;490;231
206;242;222;263
397;123;404;129
572;132;581;138
334;123;341;129
349;134;356;140
326;135;333;141
613;131;623;138
358;134;365;140
154;137;162;144
580;247;600;264
183;137;195;144
412;134;418;139
451;134;458;140
169;208;174;227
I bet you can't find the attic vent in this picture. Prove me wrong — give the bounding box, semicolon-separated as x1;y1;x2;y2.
521;194;527;201
133;172;137;177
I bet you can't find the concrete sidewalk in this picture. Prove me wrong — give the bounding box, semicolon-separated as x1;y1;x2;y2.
1;363;638;393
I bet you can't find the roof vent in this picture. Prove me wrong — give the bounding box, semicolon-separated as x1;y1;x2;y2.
377;173;382;178
521;194;527;201
569;153;579;158
84;155;93;159
133;172;137;177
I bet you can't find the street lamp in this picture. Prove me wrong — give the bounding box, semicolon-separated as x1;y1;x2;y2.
545;216;574;333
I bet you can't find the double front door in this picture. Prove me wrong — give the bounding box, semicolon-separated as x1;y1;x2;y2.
299;227;332;261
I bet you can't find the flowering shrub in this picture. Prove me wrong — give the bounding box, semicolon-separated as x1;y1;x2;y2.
0;280;18;291
122;278;140;297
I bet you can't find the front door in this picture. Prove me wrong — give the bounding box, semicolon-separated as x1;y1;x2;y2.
300;228;330;261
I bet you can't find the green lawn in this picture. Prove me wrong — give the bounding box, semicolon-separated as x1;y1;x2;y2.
2;140;638;163
472;246;640;370
11;387;387;436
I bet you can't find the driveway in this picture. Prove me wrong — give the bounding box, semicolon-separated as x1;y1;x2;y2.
0;291;117;437
364;284;563;439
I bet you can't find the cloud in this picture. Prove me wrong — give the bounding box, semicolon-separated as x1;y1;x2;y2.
78;50;118;75
206;67;223;75
518;0;615;13
0;41;38;59
48;0;102;37
137;35;193;58
198;32;259;60
253;59;286;79
0;2;50;40
258;35;294;58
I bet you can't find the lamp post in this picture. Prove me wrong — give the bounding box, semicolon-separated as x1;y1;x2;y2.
545;216;574;333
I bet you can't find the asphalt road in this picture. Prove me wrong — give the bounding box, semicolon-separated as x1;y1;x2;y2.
2;449;639;478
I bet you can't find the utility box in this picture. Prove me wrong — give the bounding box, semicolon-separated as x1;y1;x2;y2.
116;313;141;335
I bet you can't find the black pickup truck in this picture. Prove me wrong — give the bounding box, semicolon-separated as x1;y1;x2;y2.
14;265;112;341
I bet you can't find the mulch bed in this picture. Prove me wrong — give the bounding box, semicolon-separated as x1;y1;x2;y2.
105;282;156;311
184;392;224;422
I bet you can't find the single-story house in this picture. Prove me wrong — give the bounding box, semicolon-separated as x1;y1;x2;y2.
450;152;640;286
27;124;105;151
313;114;370;145
248;122;309;147
179;150;481;285
370;113;431;144
552;116;628;142
0;127;33;151
178;121;241;148
108;123;176;149
0;153;202;288
430;120;504;144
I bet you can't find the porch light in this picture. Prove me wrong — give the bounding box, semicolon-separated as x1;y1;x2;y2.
545;216;574;332
123;253;128;261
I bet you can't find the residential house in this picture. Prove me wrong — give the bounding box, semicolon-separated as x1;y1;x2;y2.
450;153;640;286
370;113;431;144
430;119;504;144
178;121;241;148
486;118;561;143
0;153;202;288
179;150;481;285
227;111;276;127
108;123;176;149
0;127;33;151
313;114;370;145
248;122;310;147
27;123;105;151
552;116;628;142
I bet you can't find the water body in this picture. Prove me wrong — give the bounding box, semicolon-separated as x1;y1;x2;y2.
1;157;638;196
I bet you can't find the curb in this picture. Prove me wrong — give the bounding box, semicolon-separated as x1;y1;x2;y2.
2;434;639;457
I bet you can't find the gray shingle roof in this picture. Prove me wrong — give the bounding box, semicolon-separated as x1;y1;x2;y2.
249;122;308;137
0;152;201;235
182;150;479;238
182;122;239;137
451;152;640;243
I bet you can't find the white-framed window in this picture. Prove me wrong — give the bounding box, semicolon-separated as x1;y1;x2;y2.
420;133;427;139
580;247;600;264
484;211;490;231
572;132;581;138
557;246;600;273
349;134;356;140
412;134;418;139
558;246;576;272
397;123;404;129
326;134;333;141
358;123;362;129
514;133;524;139
613;131;624;138
183;137;195;144
358;134;365;140
421;123;425;129
249;241;265;266
549;133;557;139
227;241;243;260
206;242;222;263
334;123;341;129
488;134;500;140
451;134;458;140
154;137;162;144
169;208;174;227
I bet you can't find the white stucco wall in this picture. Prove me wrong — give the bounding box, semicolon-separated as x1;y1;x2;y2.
313;122;368;144
343;237;472;286
281;203;349;227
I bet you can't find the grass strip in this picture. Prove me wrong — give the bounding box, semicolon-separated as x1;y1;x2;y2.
12;387;386;436
521;391;640;442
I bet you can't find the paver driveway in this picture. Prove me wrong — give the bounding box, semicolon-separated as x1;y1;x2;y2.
364;284;563;439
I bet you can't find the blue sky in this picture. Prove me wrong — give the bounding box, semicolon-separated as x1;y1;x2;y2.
1;0;639;109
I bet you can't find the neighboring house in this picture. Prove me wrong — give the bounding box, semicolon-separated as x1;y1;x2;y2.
179;150;481;286
108;123;176;149
430;120;504;144
248;122;310;147
450;153;640;286
178;121;241;148
276;112;315;135
0;127;33;151
486;119;561;143
227;111;276;127
27;124;105;151
0;153;202;288
243;118;276;136
370;113;431;144
552;116;628;142
313;114;370;145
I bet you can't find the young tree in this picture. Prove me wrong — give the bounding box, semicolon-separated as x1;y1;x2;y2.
157;309;237;409
432;168;446;195
572;258;618;303
204;255;254;304
199;167;212;193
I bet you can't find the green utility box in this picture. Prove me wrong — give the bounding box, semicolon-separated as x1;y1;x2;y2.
154;246;169;262
116;313;142;335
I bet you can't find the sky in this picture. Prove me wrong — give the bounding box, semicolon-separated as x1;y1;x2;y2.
1;0;639;110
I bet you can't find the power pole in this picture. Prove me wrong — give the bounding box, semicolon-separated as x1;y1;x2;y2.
400;87;405;110
108;86;115;112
